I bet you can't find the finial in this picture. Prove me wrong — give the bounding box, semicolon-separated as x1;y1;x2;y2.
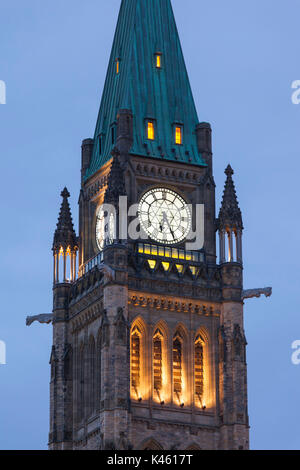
218;165;243;231
225;165;234;177
61;187;70;199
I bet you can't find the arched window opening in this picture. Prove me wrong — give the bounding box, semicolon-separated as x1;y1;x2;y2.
173;334;183;405
195;336;204;408
131;327;141;400
56;246;76;284
153;330;163;402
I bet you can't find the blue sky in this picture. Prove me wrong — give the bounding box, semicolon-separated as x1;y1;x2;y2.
0;0;299;450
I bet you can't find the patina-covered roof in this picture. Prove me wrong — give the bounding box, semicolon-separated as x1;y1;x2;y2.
85;0;206;180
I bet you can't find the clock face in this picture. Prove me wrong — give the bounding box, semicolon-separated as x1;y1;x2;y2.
96;206;115;250
138;188;191;244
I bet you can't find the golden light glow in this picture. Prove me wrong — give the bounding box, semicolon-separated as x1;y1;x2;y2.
195;339;204;405
156;54;161;68
175;126;182;145
131;329;141;399
189;266;197;276
116;59;120;74
147;121;155;140
148;260;156;270
162;262;170;271
176;264;184;274
138;243;204;263
144;244;151;255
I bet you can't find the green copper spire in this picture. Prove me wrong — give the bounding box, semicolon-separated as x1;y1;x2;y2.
85;0;206;180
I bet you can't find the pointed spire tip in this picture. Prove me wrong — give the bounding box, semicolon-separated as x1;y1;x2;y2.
61;187;70;199
225;165;234;176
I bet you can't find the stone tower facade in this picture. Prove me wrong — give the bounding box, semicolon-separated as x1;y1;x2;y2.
28;0;271;451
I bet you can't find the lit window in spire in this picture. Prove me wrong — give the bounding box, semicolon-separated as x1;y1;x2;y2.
116;59;120;74
147;121;155;140
175;126;182;145
155;53;162;68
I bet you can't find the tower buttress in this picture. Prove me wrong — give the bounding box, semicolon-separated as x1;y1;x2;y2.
218;166;248;450
49;188;77;450
81;139;94;185
196;122;213;174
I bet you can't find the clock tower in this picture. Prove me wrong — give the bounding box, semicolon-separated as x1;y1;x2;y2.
27;0;269;450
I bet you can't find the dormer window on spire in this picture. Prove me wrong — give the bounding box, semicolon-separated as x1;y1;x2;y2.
147;121;155;140
155;53;162;68
116;58;120;75
175;125;183;145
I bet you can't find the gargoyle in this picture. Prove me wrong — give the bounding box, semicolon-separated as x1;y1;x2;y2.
242;287;272;300
26;314;53;326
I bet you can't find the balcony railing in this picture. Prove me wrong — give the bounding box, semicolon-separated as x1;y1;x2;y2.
80;251;104;277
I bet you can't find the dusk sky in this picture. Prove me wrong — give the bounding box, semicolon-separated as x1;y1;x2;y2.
0;0;299;450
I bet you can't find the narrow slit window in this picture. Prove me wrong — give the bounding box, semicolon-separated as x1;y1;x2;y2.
175;126;182;145
155;53;162;68
153;334;162;392
131;330;140;398
195;338;204;402
147;121;155;140
116;59;120;75
173;337;182;397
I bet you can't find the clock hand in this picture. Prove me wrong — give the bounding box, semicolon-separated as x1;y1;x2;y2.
162;211;175;240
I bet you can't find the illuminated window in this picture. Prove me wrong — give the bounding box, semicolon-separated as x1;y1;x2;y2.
153;332;163;394
189;266;197;276
195;338;204;402
175;126;182;145
131;328;141;398
173;336;182;400
116;59;120;74
147;121;155;140
148;259;156;270
162;262;170;272
176;264;184;274
155;53;162;68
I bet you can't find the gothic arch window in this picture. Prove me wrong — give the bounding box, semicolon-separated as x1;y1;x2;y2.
130;318;147;401
131;325;142;400
194;327;214;410
195;335;204;407
173;332;183;405
140;438;164;450
186;444;201;451
153;329;163;402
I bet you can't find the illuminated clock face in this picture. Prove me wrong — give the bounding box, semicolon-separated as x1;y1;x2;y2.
138;188;191;244
96;206;115;250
